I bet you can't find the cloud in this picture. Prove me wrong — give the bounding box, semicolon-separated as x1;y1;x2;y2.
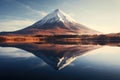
0;19;35;32
15;0;47;16
0;0;48;32
0;47;34;58
0;47;19;52
23;5;47;16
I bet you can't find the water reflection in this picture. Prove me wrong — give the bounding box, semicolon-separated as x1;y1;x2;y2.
0;42;120;80
0;42;102;70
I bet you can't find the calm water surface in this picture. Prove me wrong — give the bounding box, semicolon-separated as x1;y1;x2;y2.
0;43;120;80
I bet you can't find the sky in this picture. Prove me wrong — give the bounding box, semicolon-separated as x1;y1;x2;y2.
0;0;120;33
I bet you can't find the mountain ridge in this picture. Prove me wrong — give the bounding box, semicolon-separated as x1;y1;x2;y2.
0;9;101;36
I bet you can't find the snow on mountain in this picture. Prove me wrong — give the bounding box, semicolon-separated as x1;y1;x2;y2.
0;9;101;35
33;9;76;26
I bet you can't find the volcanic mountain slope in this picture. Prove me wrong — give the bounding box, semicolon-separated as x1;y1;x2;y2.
0;9;101;35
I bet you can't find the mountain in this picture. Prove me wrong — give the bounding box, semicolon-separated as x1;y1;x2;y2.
0;9;101;36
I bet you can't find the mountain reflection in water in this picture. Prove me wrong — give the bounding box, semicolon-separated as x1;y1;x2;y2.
0;41;120;80
0;42;102;70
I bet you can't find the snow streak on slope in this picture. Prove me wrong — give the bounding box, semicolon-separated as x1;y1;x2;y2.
0;9;101;35
33;9;76;26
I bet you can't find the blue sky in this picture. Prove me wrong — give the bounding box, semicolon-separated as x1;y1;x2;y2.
0;0;120;33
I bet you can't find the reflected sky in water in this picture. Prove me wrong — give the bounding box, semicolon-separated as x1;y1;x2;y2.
0;44;120;80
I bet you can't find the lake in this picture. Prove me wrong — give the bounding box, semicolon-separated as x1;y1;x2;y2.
0;43;120;80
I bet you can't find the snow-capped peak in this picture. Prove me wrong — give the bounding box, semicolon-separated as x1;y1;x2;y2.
34;9;76;26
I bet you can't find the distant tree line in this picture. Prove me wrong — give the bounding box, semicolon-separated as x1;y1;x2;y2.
0;34;120;44
45;34;120;43
0;37;6;42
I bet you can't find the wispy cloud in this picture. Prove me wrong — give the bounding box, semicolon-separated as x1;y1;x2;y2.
15;0;47;16
24;5;47;16
0;0;48;32
0;19;34;32
0;47;34;58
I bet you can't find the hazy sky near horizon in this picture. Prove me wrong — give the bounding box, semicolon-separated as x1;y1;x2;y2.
0;0;120;33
